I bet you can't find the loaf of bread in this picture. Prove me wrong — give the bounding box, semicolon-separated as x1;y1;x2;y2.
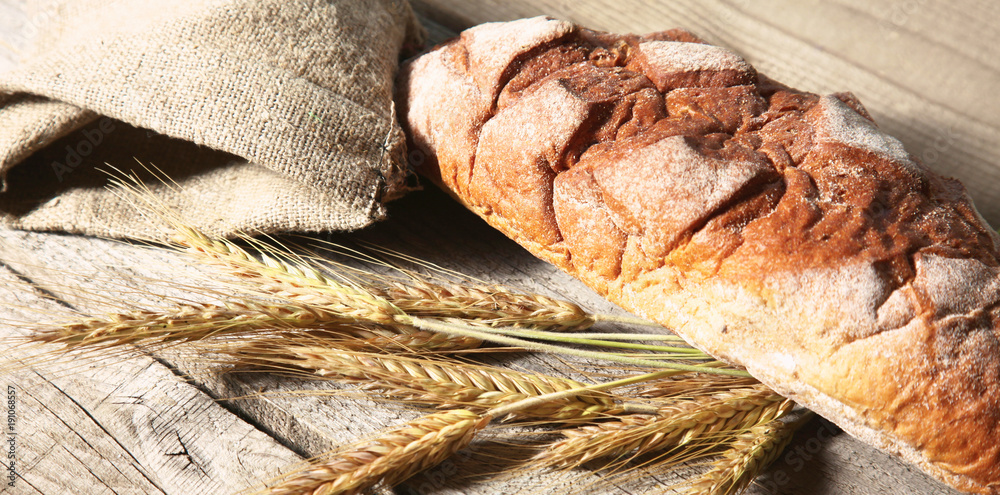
396;17;1000;494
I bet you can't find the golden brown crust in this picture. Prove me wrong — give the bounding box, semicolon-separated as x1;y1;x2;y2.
396;16;1000;494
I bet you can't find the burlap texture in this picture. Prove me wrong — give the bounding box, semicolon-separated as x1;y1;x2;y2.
0;0;425;239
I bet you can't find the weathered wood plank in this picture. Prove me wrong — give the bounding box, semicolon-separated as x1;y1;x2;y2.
0;266;165;495
0;253;305;494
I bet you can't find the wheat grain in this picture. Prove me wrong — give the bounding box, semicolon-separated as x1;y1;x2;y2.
265;409;487;495
353;330;483;352
639;374;762;399
687;412;813;495
537;386;792;467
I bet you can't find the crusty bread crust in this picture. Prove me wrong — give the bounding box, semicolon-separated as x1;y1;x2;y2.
397;16;1000;494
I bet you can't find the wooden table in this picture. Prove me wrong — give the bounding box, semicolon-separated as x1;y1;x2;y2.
1;1;996;494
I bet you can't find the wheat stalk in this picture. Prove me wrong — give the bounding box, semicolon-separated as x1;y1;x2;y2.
265;409;488;495
687;412;813;495
536;386;793;467
404;316;750;377
221;342;619;421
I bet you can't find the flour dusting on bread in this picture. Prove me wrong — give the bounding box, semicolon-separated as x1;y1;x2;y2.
462;17;575;99
811;94;913;166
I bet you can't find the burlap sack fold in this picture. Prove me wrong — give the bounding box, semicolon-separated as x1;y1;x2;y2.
0;0;425;239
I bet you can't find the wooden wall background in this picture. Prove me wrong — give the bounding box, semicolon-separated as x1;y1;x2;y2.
1;1;996;494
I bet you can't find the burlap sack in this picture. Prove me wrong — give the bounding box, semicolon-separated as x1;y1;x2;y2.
0;0;425;239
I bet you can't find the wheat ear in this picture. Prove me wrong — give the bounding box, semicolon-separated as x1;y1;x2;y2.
349;330;483;352
31;300;349;350
222;343;618;421
537;386;792;467
173;224;595;332
687;412;814;495
265;409;487;495
377;280;594;331
172;225;404;325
